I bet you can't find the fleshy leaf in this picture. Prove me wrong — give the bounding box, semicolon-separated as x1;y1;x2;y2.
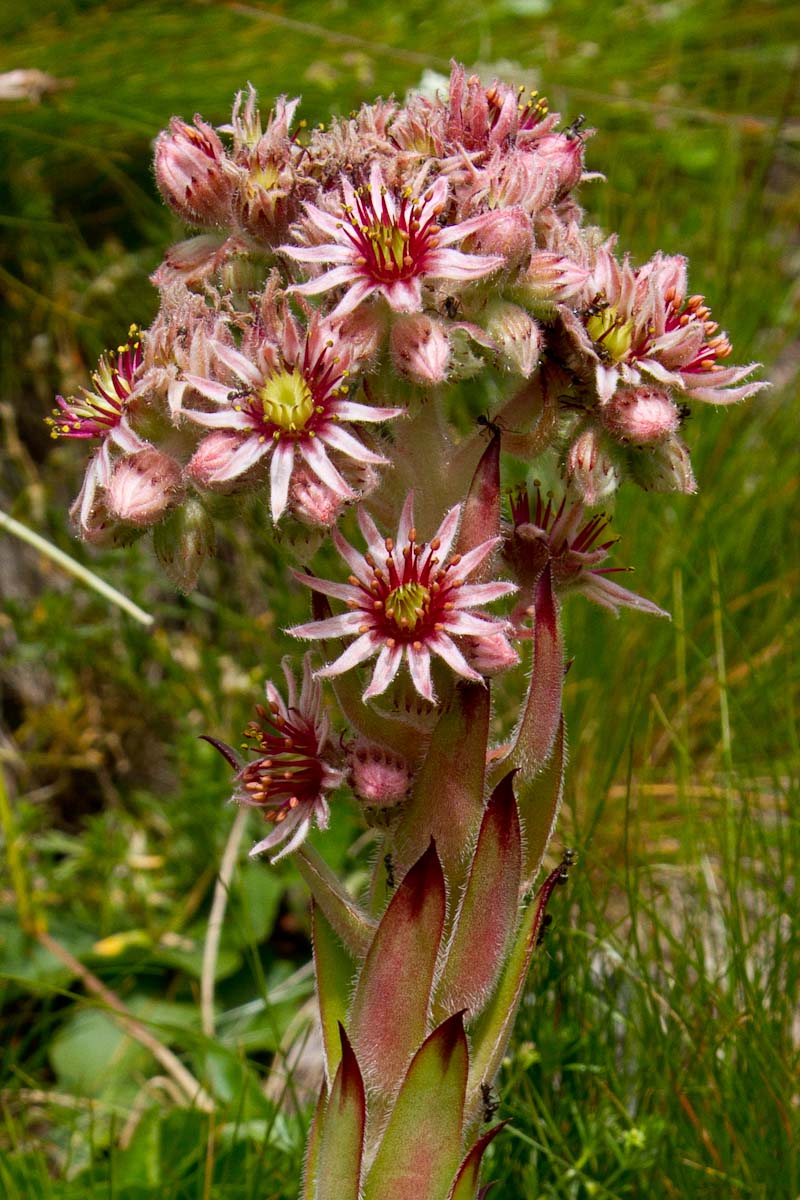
312;903;357;1084
350;841;446;1096
301;1082;327;1200
517;717;566;889
435;774;521;1020
499;564;563;781
364;1012;469;1200
455;433;501;577
316;1026;366;1200
446;1123;508;1200
295;845;375;958
465;859;567;1127
393;682;489;898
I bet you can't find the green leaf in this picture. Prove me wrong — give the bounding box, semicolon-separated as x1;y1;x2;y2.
364;1012;468;1200
350;842;446;1097
312;902;357;1084
465;862;566;1127
295;844;376;958
301;1083;328;1200
316;1027;365;1200
435;774;521;1021
230;860;283;945
446;1123;508;1200
517;717;566;889
455;433;501;571
394;682;489;899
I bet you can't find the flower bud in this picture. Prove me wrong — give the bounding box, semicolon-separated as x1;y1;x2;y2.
289;464;349;528
484;301;542;378
461;629;520;676
187;431;254;492
534;132;585;198
462;206;532;269
349;739;412;808
628;437;697;495
153;496;216;592
106;449;184;527
565;426;622;506
390;314;450;385
154;117;237;226
600;386;680;444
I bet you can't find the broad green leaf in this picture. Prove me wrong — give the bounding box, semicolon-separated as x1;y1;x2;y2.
394;682;489;898
316;1027;365;1200
230;860;283;945
350;842;446;1096
312;902;357;1083
364;1012;468;1200
435;775;521;1021
301;1083;327;1200
446;1123;508;1200
465;861;567;1126
295;844;376;958
517;717;566;889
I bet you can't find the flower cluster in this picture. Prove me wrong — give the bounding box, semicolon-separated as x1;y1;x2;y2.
51;62;764;858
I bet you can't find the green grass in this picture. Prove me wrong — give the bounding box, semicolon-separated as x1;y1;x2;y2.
1;0;798;1196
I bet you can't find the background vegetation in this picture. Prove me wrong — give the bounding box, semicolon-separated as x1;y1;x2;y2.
1;1;798;1196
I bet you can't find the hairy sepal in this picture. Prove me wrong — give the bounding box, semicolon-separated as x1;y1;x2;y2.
465;861;566;1126
394;682;489;900
350;841;446;1096
435;774;521;1021
446;1122;508;1200
315;1026;366;1200
312;902;358;1084
364;1012;469;1200
295;845;376;959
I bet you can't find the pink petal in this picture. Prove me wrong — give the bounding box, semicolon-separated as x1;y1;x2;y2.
299;438;355;498
362;642;403;699
406;645;434;701
430;503;461;560
332;525;373;584
334;400;405;422
213;341;262;387
270;440;295;520
455;580;518;606
428;633;483;682
291;611;367;639
320;423;388;465
181;374;235;406
317;632;381;677
208;435;268;482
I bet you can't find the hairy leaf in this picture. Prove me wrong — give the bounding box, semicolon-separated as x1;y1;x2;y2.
446;1123;508;1200
312;903;357;1084
316;1027;365;1200
295;844;375;959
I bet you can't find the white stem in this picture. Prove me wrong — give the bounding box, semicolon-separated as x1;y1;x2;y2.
201;805;249;1037
0;508;153;626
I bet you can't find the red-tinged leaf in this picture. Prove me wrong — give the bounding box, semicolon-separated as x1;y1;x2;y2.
364;1012;469;1200
517;717;567;890
295;845;375;959
455;433;501;578
446;1123;508;1200
301;1082;327;1200
435;776;521;1021
478;1184;498;1199
501;564;563;780
312;903;357;1084
350;842;446;1096
465;860;567;1127
316;1027;366;1200
393;683;489;898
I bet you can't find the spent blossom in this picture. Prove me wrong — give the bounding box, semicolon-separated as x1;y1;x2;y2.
290;494;517;703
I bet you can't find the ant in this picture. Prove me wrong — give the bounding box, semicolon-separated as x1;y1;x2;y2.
480;1082;500;1123
557;847;577;885
565;113;587;141
536;912;554;947
442;295;462;319
384;852;395;891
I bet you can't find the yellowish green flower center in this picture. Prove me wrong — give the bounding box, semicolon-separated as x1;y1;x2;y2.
259;368;314;432
385;582;429;630
367;220;410;276
586;305;634;363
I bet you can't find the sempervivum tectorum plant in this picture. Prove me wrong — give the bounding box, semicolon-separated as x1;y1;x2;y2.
49;59;766;1199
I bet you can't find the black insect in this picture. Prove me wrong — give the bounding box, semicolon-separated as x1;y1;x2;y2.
585;295;610;319
565;113;587;141
476;412;504;438
480;1082;499;1123
536;912;554;947
677;402;692;426
442;295;462;319
384;852;395;891
557;847;577;885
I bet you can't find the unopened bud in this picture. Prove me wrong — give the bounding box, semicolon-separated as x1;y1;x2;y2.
106;449;184;527
187;431;255;492
600;386;680;444
629;436;697;495
565;426;622;505
153;496;216;592
154;117;237;226
462;629;520;676
484;301;542;378
349;739;412;808
390;314;450;385
289;464;349;528
462;206;532;269
535;132;585;197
